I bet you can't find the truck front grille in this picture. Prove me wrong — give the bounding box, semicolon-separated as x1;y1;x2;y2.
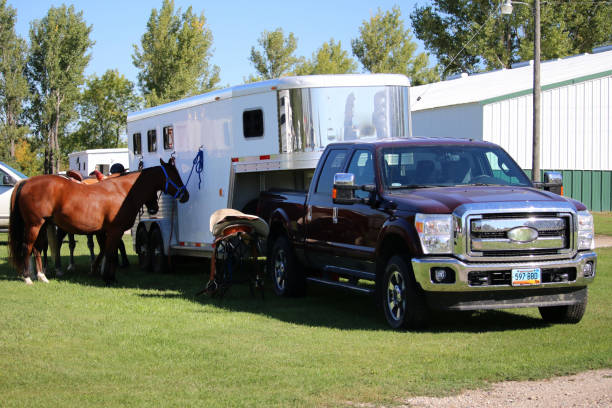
466;213;572;259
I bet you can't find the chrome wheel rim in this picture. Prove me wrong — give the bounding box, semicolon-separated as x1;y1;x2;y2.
386;269;406;322
274;249;287;291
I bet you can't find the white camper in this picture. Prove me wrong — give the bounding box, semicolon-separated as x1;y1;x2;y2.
126;74;411;271
68;148;129;178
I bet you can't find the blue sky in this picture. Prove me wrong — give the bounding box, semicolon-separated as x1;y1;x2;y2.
11;0;431;89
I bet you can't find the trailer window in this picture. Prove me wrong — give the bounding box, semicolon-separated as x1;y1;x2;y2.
147;130;157;152
163;126;174;150
133;133;142;155
243;109;263;138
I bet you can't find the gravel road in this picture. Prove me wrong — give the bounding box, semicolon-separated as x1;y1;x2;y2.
400;369;612;408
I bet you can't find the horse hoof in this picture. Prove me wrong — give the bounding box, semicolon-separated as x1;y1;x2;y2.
24;277;34;285
37;273;50;283
55;268;64;277
67;264;75;273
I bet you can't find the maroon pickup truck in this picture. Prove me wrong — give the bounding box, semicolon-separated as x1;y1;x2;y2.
257;138;597;330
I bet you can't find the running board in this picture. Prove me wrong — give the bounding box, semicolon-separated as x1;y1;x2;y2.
306;277;375;295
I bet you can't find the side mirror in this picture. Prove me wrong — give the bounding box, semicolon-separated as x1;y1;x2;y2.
2;175;15;186
535;171;563;195
332;173;375;205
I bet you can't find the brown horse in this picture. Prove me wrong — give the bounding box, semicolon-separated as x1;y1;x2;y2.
9;158;188;284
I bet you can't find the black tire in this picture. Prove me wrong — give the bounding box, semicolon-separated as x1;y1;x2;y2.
135;224;151;271
539;291;587;324
269;235;304;297
381;255;428;330
149;227;168;274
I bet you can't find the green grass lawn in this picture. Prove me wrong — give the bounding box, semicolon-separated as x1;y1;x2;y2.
0;235;610;407
593;212;612;236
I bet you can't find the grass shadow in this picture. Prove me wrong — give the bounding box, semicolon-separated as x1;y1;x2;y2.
0;248;549;333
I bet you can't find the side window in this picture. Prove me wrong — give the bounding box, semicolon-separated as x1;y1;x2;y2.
243;109;263;138
315;149;348;194
347;150;375;199
133;132;142;155
163;126;174;150
147;129;157;152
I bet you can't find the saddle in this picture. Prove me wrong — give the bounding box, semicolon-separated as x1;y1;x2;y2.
65;169;123;184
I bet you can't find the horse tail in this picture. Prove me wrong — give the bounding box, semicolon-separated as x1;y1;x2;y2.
8;180;27;272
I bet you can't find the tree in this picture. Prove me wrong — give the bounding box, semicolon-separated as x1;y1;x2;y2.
26;5;93;174
351;6;439;85
295;38;357;75
0;0;29;164
133;0;220;107
68;70;141;153
411;0;612;76
249;28;303;81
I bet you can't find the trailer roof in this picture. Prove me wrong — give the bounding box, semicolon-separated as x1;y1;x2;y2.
410;47;612;111
127;73;411;122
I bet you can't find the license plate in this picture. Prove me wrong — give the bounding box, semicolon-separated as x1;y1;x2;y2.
511;268;541;286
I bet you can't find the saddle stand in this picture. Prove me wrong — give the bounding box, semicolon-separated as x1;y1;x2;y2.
198;209;269;298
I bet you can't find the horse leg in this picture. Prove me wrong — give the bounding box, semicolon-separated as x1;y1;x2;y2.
90;232;105;276
48;225;63;276
22;224;43;285
87;234;95;264
67;233;77;272
118;237;129;268
32;246;49;283
101;230;121;285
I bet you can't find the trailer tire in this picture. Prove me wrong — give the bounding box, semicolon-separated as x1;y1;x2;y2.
381;255;428;330
539;291;587;324
269;235;304;297
149;227;168;274
135;224;151;271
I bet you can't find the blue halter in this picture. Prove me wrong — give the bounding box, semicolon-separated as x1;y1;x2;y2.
161;164;186;199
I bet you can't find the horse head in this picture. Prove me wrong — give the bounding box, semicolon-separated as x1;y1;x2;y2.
160;157;189;203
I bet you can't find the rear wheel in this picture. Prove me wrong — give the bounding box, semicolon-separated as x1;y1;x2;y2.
539;291;587;324
135;224;151;271
381;255;428;330
149;227;168;274
269;236;304;297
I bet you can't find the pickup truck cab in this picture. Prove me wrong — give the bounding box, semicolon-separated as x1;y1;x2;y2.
0;161;27;230
257;138;597;330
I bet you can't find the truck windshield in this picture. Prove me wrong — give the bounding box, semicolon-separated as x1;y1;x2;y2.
381;145;532;189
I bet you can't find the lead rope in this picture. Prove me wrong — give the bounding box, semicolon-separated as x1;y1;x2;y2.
167;148;204;271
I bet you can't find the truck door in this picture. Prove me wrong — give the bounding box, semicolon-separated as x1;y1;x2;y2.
306;148;349;269
334;149;385;274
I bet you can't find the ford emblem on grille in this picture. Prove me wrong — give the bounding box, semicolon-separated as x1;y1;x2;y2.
507;226;539;243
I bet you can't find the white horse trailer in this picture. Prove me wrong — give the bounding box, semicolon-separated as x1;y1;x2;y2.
126;74;411;271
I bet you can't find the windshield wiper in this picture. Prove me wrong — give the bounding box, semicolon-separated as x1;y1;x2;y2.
390;184;444;189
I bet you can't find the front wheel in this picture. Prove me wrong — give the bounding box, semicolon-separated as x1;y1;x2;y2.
269;236;304;297
539;291;587;324
381;255;428;330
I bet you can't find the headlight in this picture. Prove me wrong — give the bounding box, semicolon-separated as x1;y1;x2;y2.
577;210;594;250
415;213;453;254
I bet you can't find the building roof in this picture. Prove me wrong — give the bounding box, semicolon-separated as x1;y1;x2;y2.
410;47;612;111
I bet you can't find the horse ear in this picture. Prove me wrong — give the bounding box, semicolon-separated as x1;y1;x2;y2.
159;158;165;166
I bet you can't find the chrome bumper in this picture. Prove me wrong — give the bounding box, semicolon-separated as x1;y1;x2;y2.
412;251;597;292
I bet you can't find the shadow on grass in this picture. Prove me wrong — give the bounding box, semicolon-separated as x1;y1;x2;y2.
0;251;548;333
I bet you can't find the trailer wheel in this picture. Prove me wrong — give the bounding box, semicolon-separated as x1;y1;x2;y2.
381;255;428;330
269;235;304;297
539;291;587;324
135;224;151;271
149;227;168;274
